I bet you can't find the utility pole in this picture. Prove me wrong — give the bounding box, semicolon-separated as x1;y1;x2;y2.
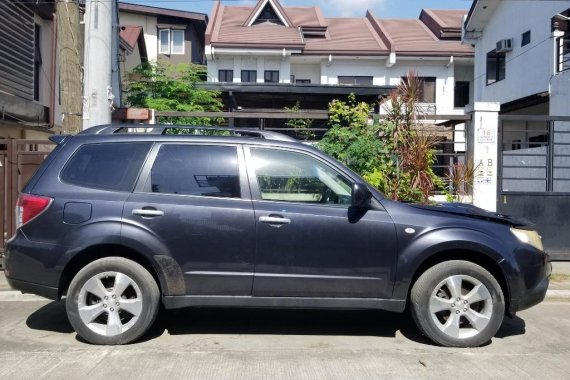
56;0;83;134
82;0;115;129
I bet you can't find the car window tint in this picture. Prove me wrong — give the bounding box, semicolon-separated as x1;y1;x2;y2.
250;148;352;206
150;145;241;198
61;142;151;191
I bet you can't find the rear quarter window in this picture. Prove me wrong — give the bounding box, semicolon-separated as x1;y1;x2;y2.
61;142;151;191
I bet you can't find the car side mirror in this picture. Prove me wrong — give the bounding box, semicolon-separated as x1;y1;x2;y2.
351;182;372;208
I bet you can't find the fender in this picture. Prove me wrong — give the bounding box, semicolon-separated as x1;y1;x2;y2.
120;220;185;296
392;227;519;300
58;219;185;297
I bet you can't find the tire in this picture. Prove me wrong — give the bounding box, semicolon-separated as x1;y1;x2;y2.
65;257;160;345
410;260;505;348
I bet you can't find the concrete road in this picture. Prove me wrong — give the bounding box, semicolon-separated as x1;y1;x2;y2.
0;300;569;380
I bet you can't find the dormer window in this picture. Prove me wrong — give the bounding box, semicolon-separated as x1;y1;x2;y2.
253;3;284;26
301;26;328;39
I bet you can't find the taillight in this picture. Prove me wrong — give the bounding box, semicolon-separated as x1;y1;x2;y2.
16;194;53;228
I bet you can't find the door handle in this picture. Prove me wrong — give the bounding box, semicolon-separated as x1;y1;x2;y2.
132;209;164;217
259;216;291;225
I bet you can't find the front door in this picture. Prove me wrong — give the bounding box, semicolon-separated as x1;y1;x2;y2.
123;143;255;295
246;147;398;299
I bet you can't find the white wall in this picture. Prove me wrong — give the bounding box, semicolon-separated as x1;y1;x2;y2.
472;1;569;104
119;12;158;62
551;69;570;116
321;59;387;85
206;53;472;115
208;56;291;83
290;63;320;83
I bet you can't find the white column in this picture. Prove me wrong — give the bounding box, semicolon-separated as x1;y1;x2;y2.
280;57;291;83
466;102;501;211
82;0;114;129
233;57;241;83
256;57;265;83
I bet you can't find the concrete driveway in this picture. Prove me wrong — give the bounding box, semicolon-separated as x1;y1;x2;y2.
0;299;569;379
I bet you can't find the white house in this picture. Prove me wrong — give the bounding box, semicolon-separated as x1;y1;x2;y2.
204;0;474;118
463;0;570;259
463;0;570;116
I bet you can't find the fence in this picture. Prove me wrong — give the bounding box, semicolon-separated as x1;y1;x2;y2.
1;139;55;263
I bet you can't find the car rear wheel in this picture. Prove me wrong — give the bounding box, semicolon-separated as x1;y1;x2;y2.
410;260;505;347
65;257;160;345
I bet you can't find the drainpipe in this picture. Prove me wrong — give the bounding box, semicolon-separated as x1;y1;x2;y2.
50;12;57;129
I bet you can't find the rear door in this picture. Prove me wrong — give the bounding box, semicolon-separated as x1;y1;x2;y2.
245;146;398;299
122;143;256;296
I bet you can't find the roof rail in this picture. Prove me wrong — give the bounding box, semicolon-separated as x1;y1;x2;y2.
79;125;298;142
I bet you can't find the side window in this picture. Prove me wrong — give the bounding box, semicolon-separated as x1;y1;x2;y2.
149;145;241;198
250;148;352;206
61;142;151;191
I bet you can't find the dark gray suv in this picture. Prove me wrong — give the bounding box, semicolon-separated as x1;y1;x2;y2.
4;125;551;347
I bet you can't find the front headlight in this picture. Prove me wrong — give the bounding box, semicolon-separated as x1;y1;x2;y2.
510;228;544;251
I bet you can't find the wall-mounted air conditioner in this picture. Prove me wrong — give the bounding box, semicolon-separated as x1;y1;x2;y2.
496;39;513;53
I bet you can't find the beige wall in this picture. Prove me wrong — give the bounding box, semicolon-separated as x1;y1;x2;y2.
120;12;158;62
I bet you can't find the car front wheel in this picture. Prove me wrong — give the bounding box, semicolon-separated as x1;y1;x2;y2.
65;257;160;345
410;260;505;347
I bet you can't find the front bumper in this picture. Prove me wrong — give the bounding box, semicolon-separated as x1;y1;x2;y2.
507;249;551;313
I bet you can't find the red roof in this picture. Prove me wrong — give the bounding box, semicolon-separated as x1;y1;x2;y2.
119;25;142;51
210;5;305;48
304;18;388;55
206;0;473;57
380;19;472;56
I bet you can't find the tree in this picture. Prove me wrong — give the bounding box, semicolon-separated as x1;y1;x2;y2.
319;73;444;203
125;62;224;126
319;94;385;175
284;101;315;141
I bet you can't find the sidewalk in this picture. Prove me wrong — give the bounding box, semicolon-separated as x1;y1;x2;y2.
1;262;569;300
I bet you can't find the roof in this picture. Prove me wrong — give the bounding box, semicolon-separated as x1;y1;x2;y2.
379;19;473;57
206;0;472;57
304;18;388;55
119;2;208;23
464;0;501;33
209;5;305;49
119;25;148;61
119;25;142;51
420;9;465;39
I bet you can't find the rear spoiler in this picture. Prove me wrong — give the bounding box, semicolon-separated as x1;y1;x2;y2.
48;135;71;144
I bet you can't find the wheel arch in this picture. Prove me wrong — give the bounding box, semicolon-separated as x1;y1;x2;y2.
58;244;166;300
406;249;511;315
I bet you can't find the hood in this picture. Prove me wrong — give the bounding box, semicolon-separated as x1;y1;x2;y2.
409;202;532;227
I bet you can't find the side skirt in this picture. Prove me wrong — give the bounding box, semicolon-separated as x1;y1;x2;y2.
162;295;407;313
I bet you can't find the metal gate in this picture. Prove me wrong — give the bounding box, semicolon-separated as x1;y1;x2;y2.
497;115;570;260
1;139;54;262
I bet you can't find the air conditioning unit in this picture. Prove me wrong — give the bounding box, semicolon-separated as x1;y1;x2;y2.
496;38;513;53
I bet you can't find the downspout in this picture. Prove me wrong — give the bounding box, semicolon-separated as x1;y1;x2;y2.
50;11;57;129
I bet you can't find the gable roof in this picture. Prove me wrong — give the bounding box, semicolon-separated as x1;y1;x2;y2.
210;5;305;49
119;25;148;61
206;0;472;57
243;0;293;27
